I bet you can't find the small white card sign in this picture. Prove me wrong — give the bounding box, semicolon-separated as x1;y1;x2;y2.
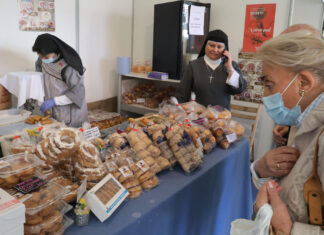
189;5;205;35
84;127;101;140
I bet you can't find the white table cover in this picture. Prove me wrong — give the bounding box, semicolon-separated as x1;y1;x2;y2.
0;72;44;107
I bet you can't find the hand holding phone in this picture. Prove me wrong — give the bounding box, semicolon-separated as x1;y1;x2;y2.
222;50;228;64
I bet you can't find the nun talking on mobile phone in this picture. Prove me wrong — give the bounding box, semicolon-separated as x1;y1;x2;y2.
176;29;247;109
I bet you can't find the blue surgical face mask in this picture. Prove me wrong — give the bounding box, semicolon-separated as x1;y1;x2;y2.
262;74;303;126
42;54;59;64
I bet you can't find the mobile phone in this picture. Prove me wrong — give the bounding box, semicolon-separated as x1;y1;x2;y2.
222;49;228;63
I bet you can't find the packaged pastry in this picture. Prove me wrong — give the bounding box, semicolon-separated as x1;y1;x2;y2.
35;166;61;181
165;124;202;174
126;128;162;162
0;153;39;188
181;100;206;121
147;123;176;167
130;159;159;190
209;119;229;138
108;132;130;151
185;124;216;154
24;203;72;235
50;176;79;203
76;141;103;168
158;100;187;122
23;182;68;225
228;120;245;139
204;105;231;121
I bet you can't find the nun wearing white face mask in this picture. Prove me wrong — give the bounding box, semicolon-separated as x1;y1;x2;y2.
175;29;246;109
251;31;324;235
32;33;88;127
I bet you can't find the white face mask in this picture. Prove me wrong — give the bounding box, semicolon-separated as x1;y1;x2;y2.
262;74;303;125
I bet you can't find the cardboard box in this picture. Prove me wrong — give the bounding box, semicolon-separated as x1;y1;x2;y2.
0;188;25;235
85;174;128;222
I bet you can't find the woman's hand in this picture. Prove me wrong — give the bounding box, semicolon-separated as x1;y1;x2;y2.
267;181;292;235
256;146;300;178
273;125;289;146
254;180;282;213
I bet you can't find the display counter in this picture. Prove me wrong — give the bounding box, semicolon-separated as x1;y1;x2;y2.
66;138;255;235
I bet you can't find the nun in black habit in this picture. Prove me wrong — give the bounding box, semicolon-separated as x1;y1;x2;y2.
176;29;247;110
32;33;88;127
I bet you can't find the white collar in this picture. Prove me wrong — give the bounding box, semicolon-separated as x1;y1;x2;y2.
204;55;222;70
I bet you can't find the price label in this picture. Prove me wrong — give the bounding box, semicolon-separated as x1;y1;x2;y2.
118;166;133;178
83;127;101;141
13;176;46;194
136;160;149;173
226;133;237;143
136;98;145;103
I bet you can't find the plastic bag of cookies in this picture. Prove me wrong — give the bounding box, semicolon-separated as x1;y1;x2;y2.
184;123;216;154
147;123;176;167
165;124;202;174
130;159;159;191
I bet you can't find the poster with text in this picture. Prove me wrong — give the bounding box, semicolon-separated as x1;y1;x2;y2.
243;4;276;52
18;0;55;31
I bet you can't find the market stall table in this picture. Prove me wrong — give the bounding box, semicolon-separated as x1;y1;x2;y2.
66;137;255;235
0;72;44;107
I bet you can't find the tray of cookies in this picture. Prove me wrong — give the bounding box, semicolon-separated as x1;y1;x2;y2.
24;209;73;235
50;176;79;203
0;153;39;188
23;182;68;217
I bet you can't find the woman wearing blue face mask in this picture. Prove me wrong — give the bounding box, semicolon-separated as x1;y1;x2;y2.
251;30;324;234
32;33;88;127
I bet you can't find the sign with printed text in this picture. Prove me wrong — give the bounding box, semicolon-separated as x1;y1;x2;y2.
14;176;46;194
83;127;101;140
243;4;276;52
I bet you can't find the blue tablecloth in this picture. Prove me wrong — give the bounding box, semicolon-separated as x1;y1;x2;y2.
65;138;255;235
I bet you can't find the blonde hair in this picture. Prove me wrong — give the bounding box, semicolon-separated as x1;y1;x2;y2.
257;30;324;82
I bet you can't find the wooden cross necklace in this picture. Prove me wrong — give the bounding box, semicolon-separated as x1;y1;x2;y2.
205;62;215;84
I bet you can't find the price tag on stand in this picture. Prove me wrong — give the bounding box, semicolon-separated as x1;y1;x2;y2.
226;133;237;143
83;127;101;141
77;177;88;201
13;176;46;194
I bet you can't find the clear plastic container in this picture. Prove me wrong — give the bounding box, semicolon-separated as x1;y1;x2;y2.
24;182;68;216
0;153;40;188
25;213;73;235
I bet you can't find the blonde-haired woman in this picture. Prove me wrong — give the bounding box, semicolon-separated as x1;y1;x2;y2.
251;30;324;234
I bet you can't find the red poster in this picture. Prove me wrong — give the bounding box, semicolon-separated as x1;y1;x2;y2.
243;4;276;52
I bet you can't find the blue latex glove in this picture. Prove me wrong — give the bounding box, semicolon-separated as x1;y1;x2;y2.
40;98;56;113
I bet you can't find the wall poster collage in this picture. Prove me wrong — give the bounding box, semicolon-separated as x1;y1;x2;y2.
18;0;55;31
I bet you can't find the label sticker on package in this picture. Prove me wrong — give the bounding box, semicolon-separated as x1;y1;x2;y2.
0;160;10;169
83;127;101;140
136;160;149;173
14;176;46;194
226;133;237;143
136;98;145;103
118;166;133;177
